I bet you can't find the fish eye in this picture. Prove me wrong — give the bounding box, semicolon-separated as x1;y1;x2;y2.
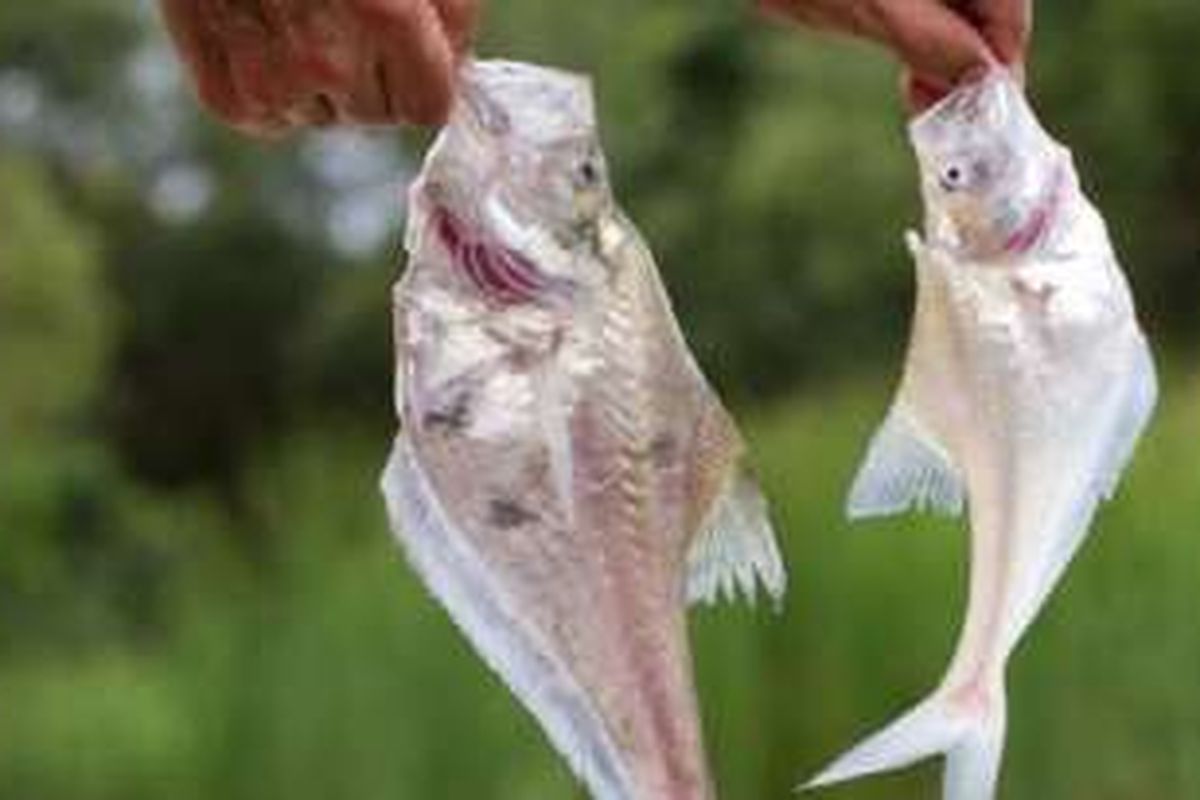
578;159;600;185
940;163;968;192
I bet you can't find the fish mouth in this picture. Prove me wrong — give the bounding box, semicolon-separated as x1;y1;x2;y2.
459;60;596;145
909;68;1013;152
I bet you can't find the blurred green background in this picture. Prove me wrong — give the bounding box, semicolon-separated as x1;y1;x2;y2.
1;1;1197;798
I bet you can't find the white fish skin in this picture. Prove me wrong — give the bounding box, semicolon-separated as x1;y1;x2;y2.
381;60;785;800
807;70;1157;799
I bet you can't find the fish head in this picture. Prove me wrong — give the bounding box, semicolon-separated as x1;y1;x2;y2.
420;60;613;252
911;70;1067;260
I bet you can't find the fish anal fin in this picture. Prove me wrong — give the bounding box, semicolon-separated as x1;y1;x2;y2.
846;407;964;520
1097;338;1157;500
380;434;633;800
686;471;787;608
1009;337;1158;643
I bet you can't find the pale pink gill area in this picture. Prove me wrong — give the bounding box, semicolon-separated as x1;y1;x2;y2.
432;205;567;306
1002;161;1067;256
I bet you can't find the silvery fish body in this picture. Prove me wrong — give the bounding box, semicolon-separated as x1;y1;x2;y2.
808;71;1157;799
381;60;785;800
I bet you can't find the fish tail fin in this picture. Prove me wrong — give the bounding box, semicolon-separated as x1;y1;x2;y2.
804;679;1006;800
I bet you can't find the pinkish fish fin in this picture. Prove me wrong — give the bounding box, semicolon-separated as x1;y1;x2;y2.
804;681;1006;800
686;471;787;608
846;407;964;520
380;434;634;800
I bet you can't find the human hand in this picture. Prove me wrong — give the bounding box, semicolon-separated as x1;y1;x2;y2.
759;0;1031;110
160;0;479;135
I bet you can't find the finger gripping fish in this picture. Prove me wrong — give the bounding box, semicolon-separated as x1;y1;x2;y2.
380;60;786;800
806;70;1157;799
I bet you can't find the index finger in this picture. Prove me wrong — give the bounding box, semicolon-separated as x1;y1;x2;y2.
873;0;996;87
432;0;479;56
353;0;456;125
970;0;1032;67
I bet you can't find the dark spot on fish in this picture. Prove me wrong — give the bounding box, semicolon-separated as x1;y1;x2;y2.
423;392;471;433
488;498;539;529
649;433;677;468
1010;278;1057;310
503;329;564;371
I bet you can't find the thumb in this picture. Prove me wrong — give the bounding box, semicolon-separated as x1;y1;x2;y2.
975;0;1031;68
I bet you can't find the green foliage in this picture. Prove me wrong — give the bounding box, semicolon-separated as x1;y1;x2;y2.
0;157;108;433
0;156;117;621
0;0;139;100
1035;0;1200;345
103;206;327;494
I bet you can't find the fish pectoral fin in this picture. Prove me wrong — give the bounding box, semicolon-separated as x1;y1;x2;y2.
686;470;787;608
379;434;632;800
846;407;964;520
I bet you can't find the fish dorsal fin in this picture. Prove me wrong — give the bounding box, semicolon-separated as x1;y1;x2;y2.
846;406;965;520
1096;338;1158;501
686;471;787;608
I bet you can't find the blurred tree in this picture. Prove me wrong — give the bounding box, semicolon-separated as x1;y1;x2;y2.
1036;0;1200;348
102;203;324;503
0;154;118;634
0;0;140;100
0;3;400;562
0;157;108;434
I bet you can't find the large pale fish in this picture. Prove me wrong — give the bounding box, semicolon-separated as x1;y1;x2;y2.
380;60;786;800
806;70;1157;799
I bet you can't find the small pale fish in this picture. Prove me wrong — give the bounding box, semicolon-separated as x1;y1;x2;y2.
806;70;1157;799
381;60;785;800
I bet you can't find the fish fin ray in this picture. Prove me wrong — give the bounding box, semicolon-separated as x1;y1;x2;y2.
1097;338;1157;500
686;470;787;608
846;407;964;520
804;684;1006;800
380;434;633;800
1012;339;1158;640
